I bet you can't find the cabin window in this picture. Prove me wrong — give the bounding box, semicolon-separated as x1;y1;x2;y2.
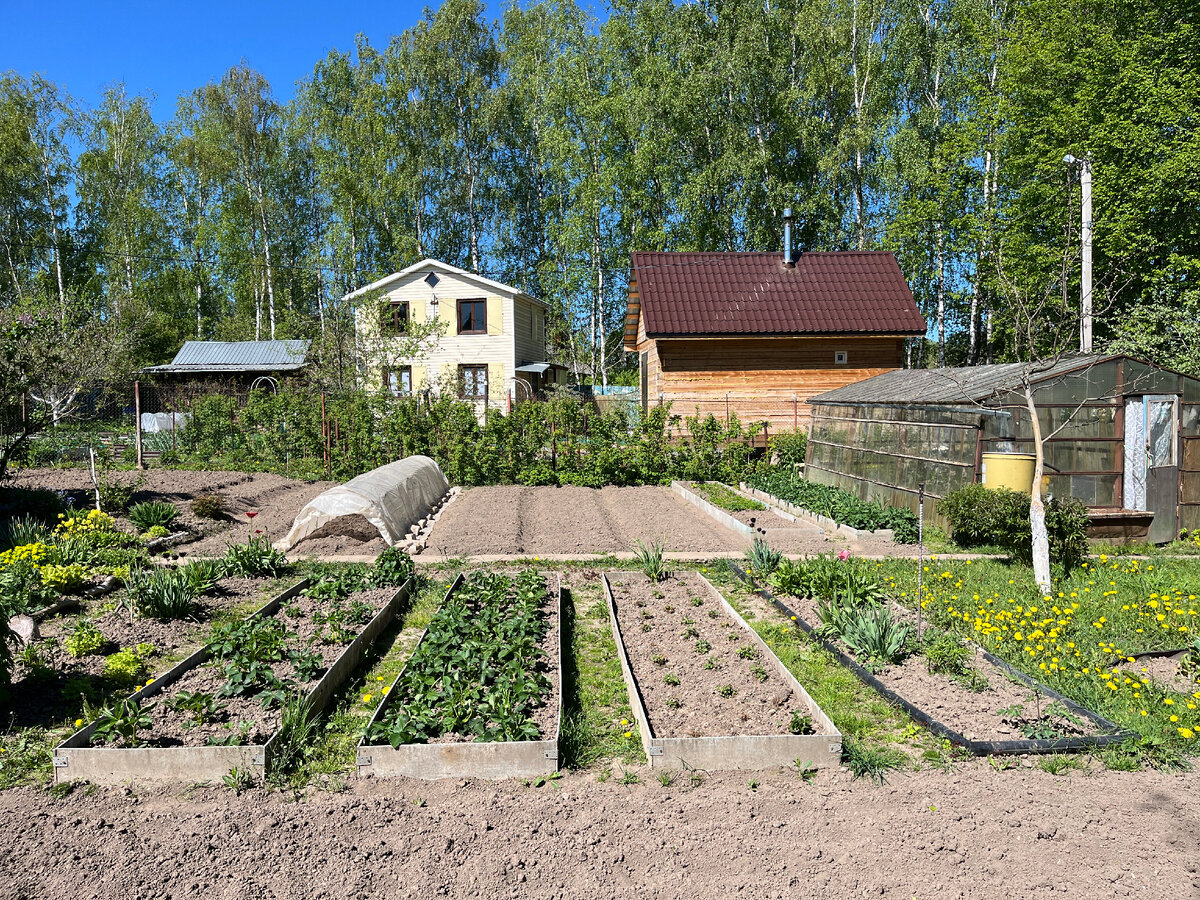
383;366;412;396
457;299;487;335
459;364;488;400
381;302;409;335
834;350;848;365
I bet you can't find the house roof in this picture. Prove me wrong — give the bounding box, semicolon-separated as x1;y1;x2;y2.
808;354;1121;406
626;251;925;345
343;258;545;308
144;340;310;374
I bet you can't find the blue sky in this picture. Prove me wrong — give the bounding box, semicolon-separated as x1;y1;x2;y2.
1;0;508;118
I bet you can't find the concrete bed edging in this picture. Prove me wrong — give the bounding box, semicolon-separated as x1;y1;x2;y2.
54;576;415;784
356;572;564;780
729;564;1136;755
669;481;755;540
737;483;895;541
602;570;841;772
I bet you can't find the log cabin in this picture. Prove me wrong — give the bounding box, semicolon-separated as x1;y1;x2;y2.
623;225;926;436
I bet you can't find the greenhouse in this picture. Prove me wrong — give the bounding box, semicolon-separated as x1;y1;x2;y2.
805;355;1200;543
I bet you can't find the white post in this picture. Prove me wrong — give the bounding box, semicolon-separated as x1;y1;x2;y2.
916;482;925;640
1080;158;1093;353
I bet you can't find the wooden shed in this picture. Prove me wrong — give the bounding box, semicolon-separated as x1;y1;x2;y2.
623;249;926;434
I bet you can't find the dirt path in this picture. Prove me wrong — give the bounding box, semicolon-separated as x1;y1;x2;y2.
423;486;747;557
0;763;1195;899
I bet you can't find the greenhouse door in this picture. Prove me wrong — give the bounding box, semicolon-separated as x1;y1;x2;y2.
1124;395;1179;543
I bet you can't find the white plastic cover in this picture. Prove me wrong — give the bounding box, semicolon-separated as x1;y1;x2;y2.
140;412;190;433
275;455;449;551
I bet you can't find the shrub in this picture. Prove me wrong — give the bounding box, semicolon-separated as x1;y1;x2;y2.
97;474;143;513
129;501;179;531
39;564;87;593
923;629;972;676
770;430;808;469
191;494;226;519
143;525;170;540
65;620;109;658
940;485;1091;575
0;558;55;612
223;535;289;578
102;648;150;685
126;567;197;620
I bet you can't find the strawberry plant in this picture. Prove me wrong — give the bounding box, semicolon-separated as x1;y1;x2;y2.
368;570;553;747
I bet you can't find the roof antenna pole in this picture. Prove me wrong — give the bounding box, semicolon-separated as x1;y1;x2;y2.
783;208;795;268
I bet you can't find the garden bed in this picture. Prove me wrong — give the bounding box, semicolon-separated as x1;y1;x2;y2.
357;570;563;780
739;483;898;541
53;576;413;784
673;481;837;554
603;570;840;771
733;565;1135;754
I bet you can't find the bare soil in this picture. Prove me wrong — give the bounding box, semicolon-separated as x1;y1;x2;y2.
9;578;280;732
7;468;340;556
107;586;393;749
783;592;1097;742
423;485;746;556
609;571;800;738
0;763;1196;900
1122;652;1200;695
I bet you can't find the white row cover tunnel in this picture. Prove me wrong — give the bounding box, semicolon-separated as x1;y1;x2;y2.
275;455;449;551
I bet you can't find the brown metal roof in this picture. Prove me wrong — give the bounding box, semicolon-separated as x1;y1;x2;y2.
629;251;925;338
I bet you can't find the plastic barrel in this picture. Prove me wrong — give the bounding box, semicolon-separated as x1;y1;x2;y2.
980;452;1036;494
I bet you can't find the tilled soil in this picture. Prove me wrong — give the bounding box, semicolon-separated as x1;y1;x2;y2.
609;571;801;738
0;763;1196;900
423;485;746;556
783;592;1098;742
9;578;280;731
1121;652;1200;695
111;586;394;748
8;468;338;556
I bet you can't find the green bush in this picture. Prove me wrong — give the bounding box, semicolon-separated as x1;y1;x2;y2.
940;484;1091;575
129;501;179;531
97;474;143;513
372;547;415;587
65;620;109;658
923;629;972;676
223;536;289;578
102;644;155;686
770;430;808;468
191;494;225;519
39;564;87;593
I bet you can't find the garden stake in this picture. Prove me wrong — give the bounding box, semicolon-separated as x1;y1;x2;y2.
916;482;925;640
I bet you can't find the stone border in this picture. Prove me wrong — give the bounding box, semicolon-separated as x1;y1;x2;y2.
669;481;754;540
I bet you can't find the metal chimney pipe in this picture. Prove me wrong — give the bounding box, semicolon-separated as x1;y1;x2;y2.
783;208;794;267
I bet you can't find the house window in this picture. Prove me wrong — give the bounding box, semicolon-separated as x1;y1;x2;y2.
383;366;412;396
459;364;488;400
457;299;487;335
834;350;848;365
381;302;409;335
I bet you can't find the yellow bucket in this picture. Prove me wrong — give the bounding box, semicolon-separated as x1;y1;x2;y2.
980;452;1036;494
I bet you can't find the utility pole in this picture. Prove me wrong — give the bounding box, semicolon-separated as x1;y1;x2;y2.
1064;154;1093;352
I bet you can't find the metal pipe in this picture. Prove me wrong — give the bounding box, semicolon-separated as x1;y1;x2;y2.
783;207;794;267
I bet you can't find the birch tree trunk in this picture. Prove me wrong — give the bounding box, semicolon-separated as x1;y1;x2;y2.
1025;381;1053;593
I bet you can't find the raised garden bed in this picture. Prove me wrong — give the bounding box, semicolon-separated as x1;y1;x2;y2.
732;565;1135;754
739;483;896;541
53;575;414;784
357;569;563;780
603;570;840;771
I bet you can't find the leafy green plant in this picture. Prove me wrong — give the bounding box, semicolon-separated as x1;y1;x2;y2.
703;657;721;670
736;644;758;660
693;638;711;654
167;690;226;726
1180;637;1200;683
4;515;48;548
372;546;416;587
633;540;669;582
92;698;153;747
923;629;972;676
664;672;681;686
180;559;223;595
651;654;667;666
126;567;197;620
129;500;179;531
222;766;255;794
143;525;170;540
65;620;108;658
0;558;55;612
367;570;552;747
746;471;918;542
751;664;768;682
717;684;736;698
693;481;765;512
665;697;682;709
39;563;87;593
97;473;143;514
745;538;783;576
788;711;814;735
842;737;906;784
840;607;911;667
191;494;225;519
102;646;154;685
223;536;289;578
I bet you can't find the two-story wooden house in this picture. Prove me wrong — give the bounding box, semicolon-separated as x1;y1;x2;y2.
350;259;567;409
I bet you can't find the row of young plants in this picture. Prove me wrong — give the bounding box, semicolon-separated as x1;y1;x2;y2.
366;569;552;747
744;470;919;543
83;548;417;751
752;547;1090;741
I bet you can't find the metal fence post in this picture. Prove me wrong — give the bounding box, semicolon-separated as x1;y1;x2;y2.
133;381;144;469
917;482;925;640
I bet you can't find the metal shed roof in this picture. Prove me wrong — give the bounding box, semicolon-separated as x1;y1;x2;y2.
144;340;310;374
809;354;1120;405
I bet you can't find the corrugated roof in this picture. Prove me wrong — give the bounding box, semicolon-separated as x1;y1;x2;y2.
630;251;926;337
145;340;310;373
809;355;1119;405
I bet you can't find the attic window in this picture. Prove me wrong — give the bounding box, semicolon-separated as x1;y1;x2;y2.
424;272;440;288
835;351;848;365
